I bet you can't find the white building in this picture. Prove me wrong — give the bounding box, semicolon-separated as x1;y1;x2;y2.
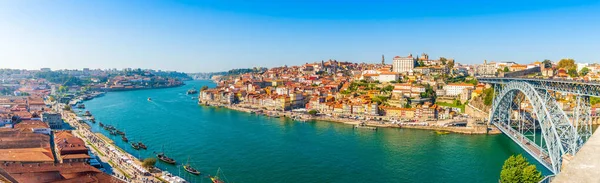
378;72;400;83
444;83;475;96
392;54;416;73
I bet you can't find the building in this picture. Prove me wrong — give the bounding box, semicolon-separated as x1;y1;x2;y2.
42;112;62;129
0;129;55;163
475;60;497;76
444;83;475;96
0;162;124;183
378;72;399;83
392;54;416;73
14;120;51;135
54;131;90;163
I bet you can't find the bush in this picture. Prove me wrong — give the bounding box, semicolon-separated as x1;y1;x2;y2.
142;158;157;169
308;110;318;116
499;154;542;183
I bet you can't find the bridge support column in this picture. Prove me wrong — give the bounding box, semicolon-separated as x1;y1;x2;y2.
574;96;593;148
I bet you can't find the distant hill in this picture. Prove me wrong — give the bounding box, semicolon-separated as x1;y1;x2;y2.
188;67;268;80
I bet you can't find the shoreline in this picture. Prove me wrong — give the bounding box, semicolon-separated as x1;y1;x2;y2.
200;102;502;135
100;83;186;92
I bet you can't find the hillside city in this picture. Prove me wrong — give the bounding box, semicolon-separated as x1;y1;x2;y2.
0;53;595;182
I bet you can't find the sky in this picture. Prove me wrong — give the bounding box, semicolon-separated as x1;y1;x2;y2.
1;0;599;73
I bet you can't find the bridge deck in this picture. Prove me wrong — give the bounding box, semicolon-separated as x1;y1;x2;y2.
553;130;600;182
494;122;554;172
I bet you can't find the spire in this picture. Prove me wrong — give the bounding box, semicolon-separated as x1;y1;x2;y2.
381;54;385;65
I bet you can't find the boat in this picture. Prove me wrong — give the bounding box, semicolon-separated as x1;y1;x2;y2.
183;156;200;175
109;131;117;136
122;136;128;142
435;131;450;135
186;88;198;95
210;168;226;183
156;145;176;164
99;122;104;127
138;142;147;149
77;104;85;109
157;152;176;164
148;97;152;101
90;117;96;123
116;130;125;135
131;142;140;150
83;111;92;116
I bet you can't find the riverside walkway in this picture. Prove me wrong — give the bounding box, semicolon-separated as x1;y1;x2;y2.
61;108;166;183
553;130;600;183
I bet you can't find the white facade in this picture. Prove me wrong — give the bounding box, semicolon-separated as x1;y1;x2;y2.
378;73;399;83
392;55;416;73
444;84;475;96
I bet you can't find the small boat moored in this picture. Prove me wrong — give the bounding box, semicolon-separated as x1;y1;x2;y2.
183;157;200;175
148;97;152;101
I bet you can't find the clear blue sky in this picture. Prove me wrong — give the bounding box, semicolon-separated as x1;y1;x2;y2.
1;0;599;72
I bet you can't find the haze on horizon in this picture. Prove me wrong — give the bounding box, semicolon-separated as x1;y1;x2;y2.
1;0;599;73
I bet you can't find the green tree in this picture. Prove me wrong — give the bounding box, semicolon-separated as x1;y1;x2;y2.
568;68;579;77
58;86;68;93
503;67;510;72
483;87;495;106
499;154;543;183
580;67;590;76
383;85;394;92
418;60;425;67
557;58;576;70
63;105;72;111
200;85;209;91
541;59;552;68
440;57;448;65
308;109;318;116
142;158;157;169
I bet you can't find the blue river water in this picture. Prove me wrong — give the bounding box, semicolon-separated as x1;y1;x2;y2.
82;80;549;183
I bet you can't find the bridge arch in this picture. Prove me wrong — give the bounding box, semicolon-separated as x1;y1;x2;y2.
489;81;580;173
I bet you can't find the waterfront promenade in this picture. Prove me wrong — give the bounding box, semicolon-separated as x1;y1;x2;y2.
60;106;165;183
205;102;499;135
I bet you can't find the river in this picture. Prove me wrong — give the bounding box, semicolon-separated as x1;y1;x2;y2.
82;80;550;183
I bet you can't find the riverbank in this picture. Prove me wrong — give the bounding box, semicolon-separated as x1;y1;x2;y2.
102;83;185;92
200;101;501;135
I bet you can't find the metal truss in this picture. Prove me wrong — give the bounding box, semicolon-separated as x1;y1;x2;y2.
478;77;600;97
488;81;581;174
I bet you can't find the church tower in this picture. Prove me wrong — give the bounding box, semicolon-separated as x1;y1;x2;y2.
381;55;385;65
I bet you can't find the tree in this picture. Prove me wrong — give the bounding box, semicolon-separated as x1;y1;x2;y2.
63;105;72;111
568;68;578;77
308;110;318;116
440;57;448;65
557;58;576;70
580;67;590;76
142;158;157;169
200;85;209;91
418;60;425;67
503;67;510;72
383;85;394;92
58;86;68;93
499;154;542;183
541;59;552;68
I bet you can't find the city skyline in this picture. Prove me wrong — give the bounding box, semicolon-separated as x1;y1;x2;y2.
1;0;599;72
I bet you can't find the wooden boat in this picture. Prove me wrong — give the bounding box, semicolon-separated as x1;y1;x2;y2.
131;142;140;150
183;156;200;175
210;168;226;183
138;142;147;149
156;152;176;164
99;122;104;127
122;136;128;142
148;97;152;101
156;145;176;164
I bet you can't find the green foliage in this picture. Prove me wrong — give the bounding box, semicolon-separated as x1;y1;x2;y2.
58;86;68;93
542;59;552;68
35;71;82;86
382;85;394;92
568;68;578;77
371;95;389;105
436;101;466;113
308;109;318;116
591;97;600;105
390;80;398;84
418;61;425;67
580;67;590;76
503;67;510;72
142;158;157;169
63;105;72;111
499;154;542;183
483;87;495;106
200;85;209;91
340;90;351;95
557;58;576;70
403;102;411;108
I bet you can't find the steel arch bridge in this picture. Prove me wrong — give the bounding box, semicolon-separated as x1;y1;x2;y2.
478;77;595;174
